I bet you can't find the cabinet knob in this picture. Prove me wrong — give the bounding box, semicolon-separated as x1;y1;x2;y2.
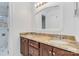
30;44;33;46
49;51;52;54
53;52;56;56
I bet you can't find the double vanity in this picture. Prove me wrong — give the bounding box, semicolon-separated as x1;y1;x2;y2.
20;32;79;56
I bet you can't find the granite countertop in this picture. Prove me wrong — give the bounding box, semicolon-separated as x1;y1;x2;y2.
20;32;79;54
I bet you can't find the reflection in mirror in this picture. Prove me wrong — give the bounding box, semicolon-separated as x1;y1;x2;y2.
41;6;62;30
42;15;46;29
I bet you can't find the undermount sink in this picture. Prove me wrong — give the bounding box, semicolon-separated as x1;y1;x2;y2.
49;39;69;45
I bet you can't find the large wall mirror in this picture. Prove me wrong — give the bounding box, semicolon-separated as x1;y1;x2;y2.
34;3;63;32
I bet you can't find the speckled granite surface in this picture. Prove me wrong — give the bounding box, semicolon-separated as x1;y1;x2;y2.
20;32;79;54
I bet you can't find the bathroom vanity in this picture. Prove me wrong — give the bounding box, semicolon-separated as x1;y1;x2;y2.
20;32;79;56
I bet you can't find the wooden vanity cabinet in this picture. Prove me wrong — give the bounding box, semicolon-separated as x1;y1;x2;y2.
20;37;79;56
20;37;29;56
40;43;53;56
29;40;40;56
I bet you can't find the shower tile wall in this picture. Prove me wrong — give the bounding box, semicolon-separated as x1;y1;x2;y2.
0;27;8;55
0;17;8;55
0;2;9;55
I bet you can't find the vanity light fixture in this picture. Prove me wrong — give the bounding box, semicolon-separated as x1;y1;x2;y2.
34;2;47;8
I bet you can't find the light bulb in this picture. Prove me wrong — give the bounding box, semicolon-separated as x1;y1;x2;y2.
34;4;37;7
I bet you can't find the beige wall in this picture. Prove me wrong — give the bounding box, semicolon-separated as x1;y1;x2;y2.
8;2;33;55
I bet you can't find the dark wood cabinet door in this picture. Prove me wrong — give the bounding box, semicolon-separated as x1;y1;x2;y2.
29;40;40;56
20;37;29;56
53;48;75;56
40;43;53;56
29;46;39;56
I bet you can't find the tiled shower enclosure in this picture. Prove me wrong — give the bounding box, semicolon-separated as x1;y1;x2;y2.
0;2;9;56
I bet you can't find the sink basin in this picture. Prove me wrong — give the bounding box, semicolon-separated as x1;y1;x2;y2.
49;40;69;45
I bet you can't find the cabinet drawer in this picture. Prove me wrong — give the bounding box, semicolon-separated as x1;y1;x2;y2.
29;40;39;48
53;48;74;56
29;46;39;56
